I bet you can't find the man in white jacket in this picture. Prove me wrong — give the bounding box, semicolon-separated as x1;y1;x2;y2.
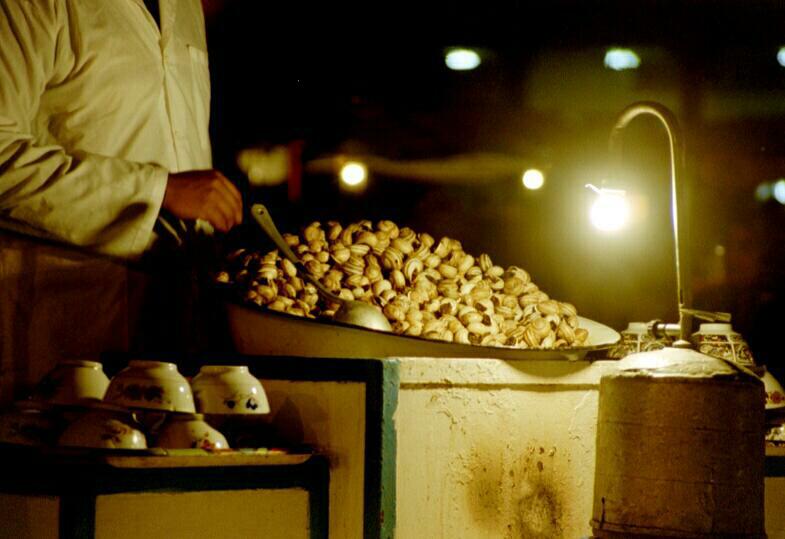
0;0;242;257
0;0;241;400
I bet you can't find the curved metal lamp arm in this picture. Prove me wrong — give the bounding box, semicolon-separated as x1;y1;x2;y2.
609;101;692;345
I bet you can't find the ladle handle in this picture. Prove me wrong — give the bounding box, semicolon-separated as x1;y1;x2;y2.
251;204;343;304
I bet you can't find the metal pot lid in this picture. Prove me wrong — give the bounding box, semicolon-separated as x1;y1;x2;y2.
611;347;760;381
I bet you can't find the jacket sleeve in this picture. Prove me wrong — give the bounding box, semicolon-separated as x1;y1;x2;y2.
0;1;169;258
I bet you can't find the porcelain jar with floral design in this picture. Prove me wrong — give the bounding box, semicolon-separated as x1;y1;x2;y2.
691;323;754;368
607;322;672;359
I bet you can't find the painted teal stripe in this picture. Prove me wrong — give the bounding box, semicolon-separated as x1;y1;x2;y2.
379;359;399;539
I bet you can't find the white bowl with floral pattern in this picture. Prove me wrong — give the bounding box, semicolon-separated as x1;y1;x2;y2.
104;360;195;413
191;365;269;415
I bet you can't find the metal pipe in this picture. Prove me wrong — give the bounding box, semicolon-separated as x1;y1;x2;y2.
609;101;692;345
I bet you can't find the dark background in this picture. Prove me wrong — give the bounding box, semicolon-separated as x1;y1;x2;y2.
203;0;785;377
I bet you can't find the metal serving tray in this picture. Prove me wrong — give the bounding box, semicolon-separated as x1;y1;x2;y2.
226;300;621;361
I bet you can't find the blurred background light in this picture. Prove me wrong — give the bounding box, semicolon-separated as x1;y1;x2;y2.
445;48;481;71
778;46;785;67
587;185;630;231
522;168;545;190
755;181;773;202
773;178;785;204
340;161;368;187
604;48;641;71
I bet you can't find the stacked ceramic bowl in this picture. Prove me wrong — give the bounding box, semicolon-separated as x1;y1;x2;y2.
0;359;272;451
0;358;148;449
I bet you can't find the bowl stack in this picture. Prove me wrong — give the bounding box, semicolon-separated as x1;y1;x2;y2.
0;359;271;452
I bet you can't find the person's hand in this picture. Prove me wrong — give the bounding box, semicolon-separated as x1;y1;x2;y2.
162;169;243;232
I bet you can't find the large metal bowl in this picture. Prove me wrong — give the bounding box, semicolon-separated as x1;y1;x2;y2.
225;300;621;361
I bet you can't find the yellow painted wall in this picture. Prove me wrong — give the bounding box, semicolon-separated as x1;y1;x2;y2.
95;489;309;539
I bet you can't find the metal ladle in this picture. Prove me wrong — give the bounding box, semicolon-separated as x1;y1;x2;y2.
251;204;392;332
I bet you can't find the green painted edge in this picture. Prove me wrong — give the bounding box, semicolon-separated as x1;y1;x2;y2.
379;359;399;539
362;359;399;539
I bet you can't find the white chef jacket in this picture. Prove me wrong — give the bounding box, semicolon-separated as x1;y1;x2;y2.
0;0;212;257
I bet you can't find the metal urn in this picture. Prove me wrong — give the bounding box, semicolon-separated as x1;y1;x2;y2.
591;347;765;538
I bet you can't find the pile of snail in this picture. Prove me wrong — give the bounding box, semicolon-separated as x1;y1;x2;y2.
217;220;589;349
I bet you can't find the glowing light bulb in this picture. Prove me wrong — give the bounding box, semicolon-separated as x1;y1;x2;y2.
774;179;785;205
604;48;640;71
522;169;545;190
586;184;630;232
340;161;367;187
445;48;481;71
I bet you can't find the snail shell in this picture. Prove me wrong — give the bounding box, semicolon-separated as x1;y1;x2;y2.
454;327;471;344
281;259;297;278
372;279;392;297
304;259;324;278
350;243;371;257
338;288;354;301
309;239;327;253
303;222;323;242
439;298;458;317
467;322;492;336
487;265;504;278
404;257;424;282
575;327;589;344
559;302;578;318
283;233;300;247
557;320;575;343
391;237;414;255
379;288;397;304
405;323;424;337
377;220;399;239
470;282;492;302
331;247;351;265
503;276;525;296
465;266;483;280
437;279;460;300
345;274;369;289
434;238;451;259
259;263;278;281
423;318;445;334
327;222;343;241
489;277;505;291
458;254;475;274
438;263;458;279
365;263;383;283
478;253;492;273
343;255;365;276
410;242;431;261
537;299;560;316
418;233;435;249
356;231;378;247
398;227;416;244
381;247;404;271
406;308;423;324
409;287;430;305
390;269;406;290
424;254;441;269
